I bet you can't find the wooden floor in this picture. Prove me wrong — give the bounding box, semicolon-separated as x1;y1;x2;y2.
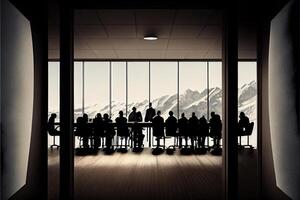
48;148;257;200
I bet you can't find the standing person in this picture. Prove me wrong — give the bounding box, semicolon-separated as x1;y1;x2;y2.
189;112;198;149
145;103;156;147
165;111;177;136
128;107;138;122
145;102;156;122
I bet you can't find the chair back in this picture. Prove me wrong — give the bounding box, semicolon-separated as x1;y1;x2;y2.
245;122;254;135
165;119;177;137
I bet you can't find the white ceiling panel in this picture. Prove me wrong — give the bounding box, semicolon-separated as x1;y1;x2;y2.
171;25;204;38
136;25;171;39
105;25;136;38
97;9;135;25
74;25;108;38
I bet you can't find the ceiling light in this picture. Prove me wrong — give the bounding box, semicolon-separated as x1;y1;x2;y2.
144;35;158;41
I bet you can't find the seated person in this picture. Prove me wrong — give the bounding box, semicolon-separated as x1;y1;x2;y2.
209;112;222;148
178;113;188;148
238;112;250;136
48;113;60;136
198;115;209;148
75;115;91;148
103;113;115;150
93;113;104;149
165;111;177;136
132;111;144;149
152;110;164;148
189;112;199;148
115;111;129;148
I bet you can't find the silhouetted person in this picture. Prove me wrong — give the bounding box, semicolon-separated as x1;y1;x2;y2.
189;112;198;149
116;111;129;149
145;102;156;122
198;116;209;148
128;107;138;122
48;113;59;135
133;111;144;149
48;113;60;149
238;112;250;135
103;113;115;150
82;113;91;148
209;112;222;148
178;113;188;148
152;110;164;148
93;113;104;150
165;111;177;136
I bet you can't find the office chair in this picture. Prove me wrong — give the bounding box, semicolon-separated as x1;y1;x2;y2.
238;122;254;149
48;125;60;150
116;122;130;152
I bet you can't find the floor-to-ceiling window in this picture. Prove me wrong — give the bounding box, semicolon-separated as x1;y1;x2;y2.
84;62;110;119
127;62;149;118
49;60;257;148
111;62;126;119
150;61;178;119
179;62;207;119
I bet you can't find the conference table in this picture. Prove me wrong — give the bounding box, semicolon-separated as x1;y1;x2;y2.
54;122;157;147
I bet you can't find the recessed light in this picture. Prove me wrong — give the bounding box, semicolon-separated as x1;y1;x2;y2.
144;35;158;41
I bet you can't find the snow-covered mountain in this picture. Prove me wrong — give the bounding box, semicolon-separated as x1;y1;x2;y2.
49;81;257;124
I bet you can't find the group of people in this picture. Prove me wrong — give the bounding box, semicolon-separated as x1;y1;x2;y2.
152;110;222;150
48;102;252;153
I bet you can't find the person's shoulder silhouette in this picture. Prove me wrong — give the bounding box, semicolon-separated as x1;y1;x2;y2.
145;103;156;122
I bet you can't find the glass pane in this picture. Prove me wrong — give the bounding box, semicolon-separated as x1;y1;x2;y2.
238;62;257;148
111;62;126;119
48;61;60;123
74;61;83;121
48;61;60;200
179;62;207;119
128;62;149;118
238;61;257;200
150;62;178;118
84;62;110;120
208;62;222;119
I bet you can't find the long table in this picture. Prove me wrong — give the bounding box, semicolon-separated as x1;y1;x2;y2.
54;122;156;146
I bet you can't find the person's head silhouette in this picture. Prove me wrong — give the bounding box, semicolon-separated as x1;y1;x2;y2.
132;107;136;112
169;111;174;116
157;110;161;116
192;112;196;117
181;113;185;118
96;113;102;118
83;113;88;119
119;111;124;117
239;112;245;118
149;102;152;108
103;113;109;120
51;113;57;118
211;112;215;118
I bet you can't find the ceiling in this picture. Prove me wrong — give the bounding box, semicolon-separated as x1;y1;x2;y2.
48;9;256;60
